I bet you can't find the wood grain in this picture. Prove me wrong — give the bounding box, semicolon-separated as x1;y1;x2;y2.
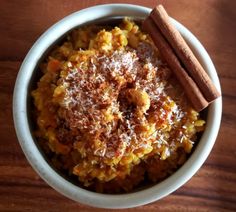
0;0;236;211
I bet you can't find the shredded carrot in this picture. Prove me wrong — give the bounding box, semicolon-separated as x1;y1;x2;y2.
47;59;61;72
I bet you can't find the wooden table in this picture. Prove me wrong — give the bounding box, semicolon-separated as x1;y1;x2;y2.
1;0;235;211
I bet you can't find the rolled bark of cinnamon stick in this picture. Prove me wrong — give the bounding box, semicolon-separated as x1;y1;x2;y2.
143;17;208;112
150;5;220;102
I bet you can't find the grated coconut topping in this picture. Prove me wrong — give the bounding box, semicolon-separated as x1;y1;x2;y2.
55;44;186;158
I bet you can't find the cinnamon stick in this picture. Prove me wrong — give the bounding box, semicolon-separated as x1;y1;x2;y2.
142;17;208;112
150;5;220;102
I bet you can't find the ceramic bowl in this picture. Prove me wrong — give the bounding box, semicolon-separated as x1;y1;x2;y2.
13;4;222;209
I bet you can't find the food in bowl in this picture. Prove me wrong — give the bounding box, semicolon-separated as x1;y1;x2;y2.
31;18;205;193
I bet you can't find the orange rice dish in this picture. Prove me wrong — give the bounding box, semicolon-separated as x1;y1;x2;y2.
32;19;205;193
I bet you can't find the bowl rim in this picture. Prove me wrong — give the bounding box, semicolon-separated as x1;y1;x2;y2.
13;3;222;209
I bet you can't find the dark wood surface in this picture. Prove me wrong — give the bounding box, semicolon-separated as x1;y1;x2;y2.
0;0;236;211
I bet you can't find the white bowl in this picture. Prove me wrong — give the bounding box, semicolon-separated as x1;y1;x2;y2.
13;4;222;209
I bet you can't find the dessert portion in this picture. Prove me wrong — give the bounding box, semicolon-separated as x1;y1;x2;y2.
32;18;205;193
